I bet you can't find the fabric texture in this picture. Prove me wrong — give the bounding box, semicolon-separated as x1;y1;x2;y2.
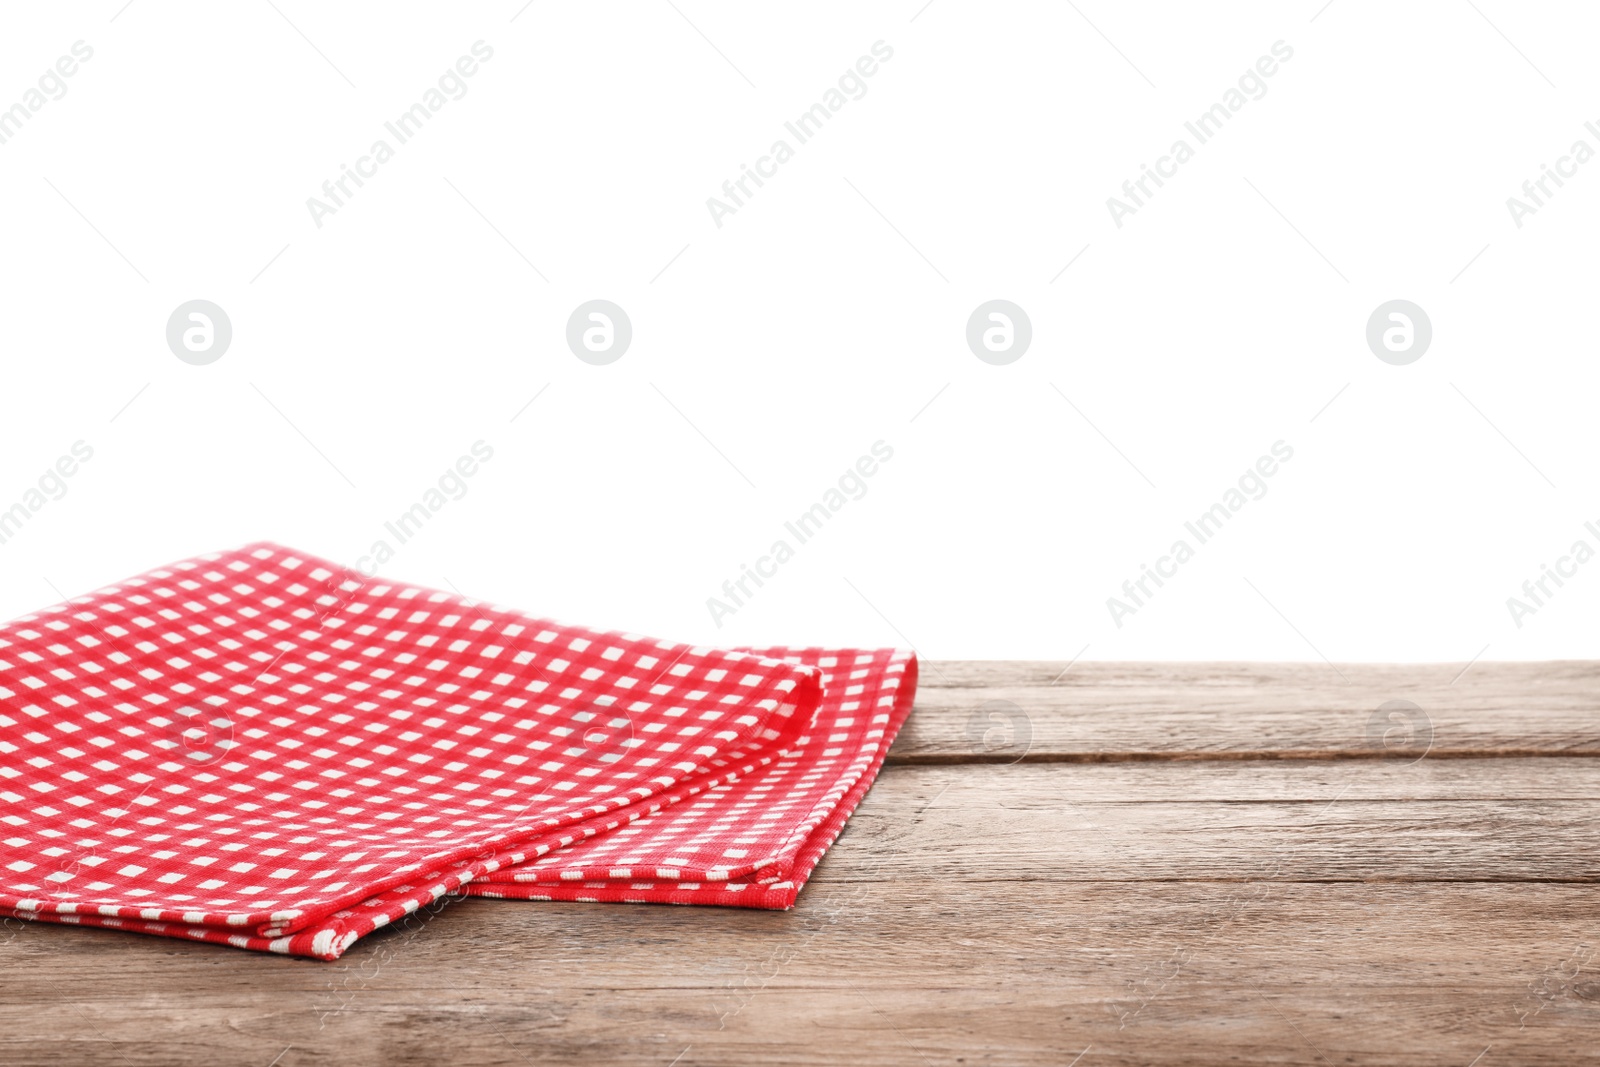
0;543;916;959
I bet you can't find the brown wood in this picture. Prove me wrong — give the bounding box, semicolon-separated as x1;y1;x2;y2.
893;661;1600;760
3;662;1598;1066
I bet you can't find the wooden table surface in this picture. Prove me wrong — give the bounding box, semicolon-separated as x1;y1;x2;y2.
4;662;1598;1065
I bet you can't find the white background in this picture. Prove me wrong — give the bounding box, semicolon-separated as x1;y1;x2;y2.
1;0;1596;664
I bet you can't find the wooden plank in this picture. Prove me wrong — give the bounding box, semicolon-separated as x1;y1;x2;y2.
915;661;1600;689
2;883;1596;1065
824;762;1600;882
893;661;1600;760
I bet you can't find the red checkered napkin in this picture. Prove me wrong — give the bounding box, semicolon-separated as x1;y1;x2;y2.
0;544;916;960
467;646;917;908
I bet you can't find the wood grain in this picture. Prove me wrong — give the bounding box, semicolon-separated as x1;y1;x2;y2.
892;661;1600;760
3;662;1597;1066
828;761;1600;883
3;883;1596;1065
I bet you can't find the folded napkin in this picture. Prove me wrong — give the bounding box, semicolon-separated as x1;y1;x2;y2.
0;543;916;959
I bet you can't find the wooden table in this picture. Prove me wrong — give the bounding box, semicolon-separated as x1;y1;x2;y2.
4;662;1598;1065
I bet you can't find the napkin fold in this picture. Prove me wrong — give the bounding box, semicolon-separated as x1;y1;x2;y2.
0;543;915;959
